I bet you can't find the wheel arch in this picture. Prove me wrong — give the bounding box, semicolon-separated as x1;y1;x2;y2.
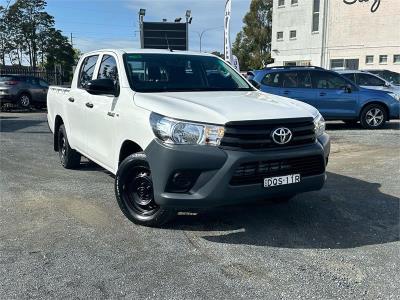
53;115;64;151
359;101;389;120
118;140;143;166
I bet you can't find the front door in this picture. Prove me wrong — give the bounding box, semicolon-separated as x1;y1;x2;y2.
85;54;120;170
310;70;358;118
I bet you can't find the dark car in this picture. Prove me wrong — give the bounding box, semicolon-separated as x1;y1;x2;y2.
364;69;400;86
0;75;49;109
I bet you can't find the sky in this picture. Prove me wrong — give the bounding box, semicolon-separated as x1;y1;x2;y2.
8;0;251;54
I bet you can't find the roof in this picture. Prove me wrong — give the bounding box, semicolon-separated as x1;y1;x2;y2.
336;70;370;74
83;48;215;57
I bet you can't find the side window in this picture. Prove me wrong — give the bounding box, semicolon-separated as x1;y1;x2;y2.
261;73;281;87
357;73;385;86
39;80;49;87
311;71;348;89
97;55;119;85
281;72;298;88
78;55;99;88
341;73;356;83
298;71;312;88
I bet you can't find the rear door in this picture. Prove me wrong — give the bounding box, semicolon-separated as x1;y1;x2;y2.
66;54;99;153
85;53;120;169
310;70;358;118
258;72;283;96
279;70;315;105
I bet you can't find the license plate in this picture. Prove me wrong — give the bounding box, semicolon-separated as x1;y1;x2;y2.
264;174;301;187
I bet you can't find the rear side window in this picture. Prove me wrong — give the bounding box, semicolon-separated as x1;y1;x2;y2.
78;55;99;88
357;73;385;86
311;71;348;89
97;55;119;85
261;73;281;87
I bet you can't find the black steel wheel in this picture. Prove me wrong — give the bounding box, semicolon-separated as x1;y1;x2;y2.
115;153;175;227
57;124;81;169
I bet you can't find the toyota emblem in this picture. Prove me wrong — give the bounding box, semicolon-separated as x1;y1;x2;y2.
271;127;292;145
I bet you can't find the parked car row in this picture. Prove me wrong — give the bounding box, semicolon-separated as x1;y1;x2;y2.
248;66;400;129
0;75;49;110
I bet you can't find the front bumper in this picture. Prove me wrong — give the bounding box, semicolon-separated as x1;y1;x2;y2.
145;134;330;209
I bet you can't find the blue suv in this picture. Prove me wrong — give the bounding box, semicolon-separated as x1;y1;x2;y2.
252;67;400;129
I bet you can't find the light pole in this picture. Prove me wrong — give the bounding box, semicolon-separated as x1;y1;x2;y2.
193;27;224;52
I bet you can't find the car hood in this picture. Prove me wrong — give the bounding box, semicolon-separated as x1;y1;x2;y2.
361;85;400;95
134;90;319;124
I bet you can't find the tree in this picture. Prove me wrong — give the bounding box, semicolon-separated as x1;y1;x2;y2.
233;0;273;70
210;51;224;59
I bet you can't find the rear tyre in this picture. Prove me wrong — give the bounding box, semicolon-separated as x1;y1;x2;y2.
115;153;175;227
18;93;31;108
360;104;387;129
57;125;81;169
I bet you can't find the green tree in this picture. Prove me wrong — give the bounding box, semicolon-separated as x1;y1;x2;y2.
233;0;273;70
6;0;54;68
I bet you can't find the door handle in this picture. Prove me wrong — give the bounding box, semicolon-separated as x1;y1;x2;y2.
283;91;290;95
85;102;94;108
68;97;75;103
107;111;115;117
320;92;327;96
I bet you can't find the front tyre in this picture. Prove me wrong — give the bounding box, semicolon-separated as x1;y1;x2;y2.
360;104;387;129
115;153;175;227
57;125;81;169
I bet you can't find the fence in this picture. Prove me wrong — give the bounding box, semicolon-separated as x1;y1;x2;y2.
0;67;65;85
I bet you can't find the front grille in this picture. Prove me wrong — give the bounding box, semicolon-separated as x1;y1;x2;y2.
220;118;315;150
230;155;325;186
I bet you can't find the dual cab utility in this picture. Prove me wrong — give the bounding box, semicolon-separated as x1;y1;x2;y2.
47;49;330;226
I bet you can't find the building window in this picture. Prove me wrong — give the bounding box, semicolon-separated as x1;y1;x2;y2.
277;31;284;40
330;59;359;70
379;55;388;64
394;55;400;64
290;30;297;39
365;55;374;64
291;0;298;5
312;0;320;32
278;0;285;7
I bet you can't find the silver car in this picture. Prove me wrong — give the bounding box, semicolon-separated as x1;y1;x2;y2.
0;75;49;109
337;70;400;95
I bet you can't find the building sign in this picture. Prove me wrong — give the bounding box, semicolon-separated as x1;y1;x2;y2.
343;0;381;13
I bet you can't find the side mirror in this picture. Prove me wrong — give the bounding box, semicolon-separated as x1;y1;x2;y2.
249;79;261;90
85;79;117;96
342;84;352;93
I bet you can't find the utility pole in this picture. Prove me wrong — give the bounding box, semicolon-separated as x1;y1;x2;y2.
70;33;74;48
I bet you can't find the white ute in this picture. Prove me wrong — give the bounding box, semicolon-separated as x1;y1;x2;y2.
47;49;330;226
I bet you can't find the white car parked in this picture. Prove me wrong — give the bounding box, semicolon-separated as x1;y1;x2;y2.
47;49;330;226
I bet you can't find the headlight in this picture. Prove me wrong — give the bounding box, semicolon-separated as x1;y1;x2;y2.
314;113;326;137
150;112;225;146
388;93;400;101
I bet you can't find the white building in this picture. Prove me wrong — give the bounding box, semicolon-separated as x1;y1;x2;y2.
270;0;400;72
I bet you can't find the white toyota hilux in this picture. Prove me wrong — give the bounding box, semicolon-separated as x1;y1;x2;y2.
47;49;330;226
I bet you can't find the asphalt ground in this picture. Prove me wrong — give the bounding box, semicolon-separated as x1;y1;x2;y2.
0;112;399;299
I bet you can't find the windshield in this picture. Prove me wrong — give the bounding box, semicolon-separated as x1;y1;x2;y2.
124;53;252;92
